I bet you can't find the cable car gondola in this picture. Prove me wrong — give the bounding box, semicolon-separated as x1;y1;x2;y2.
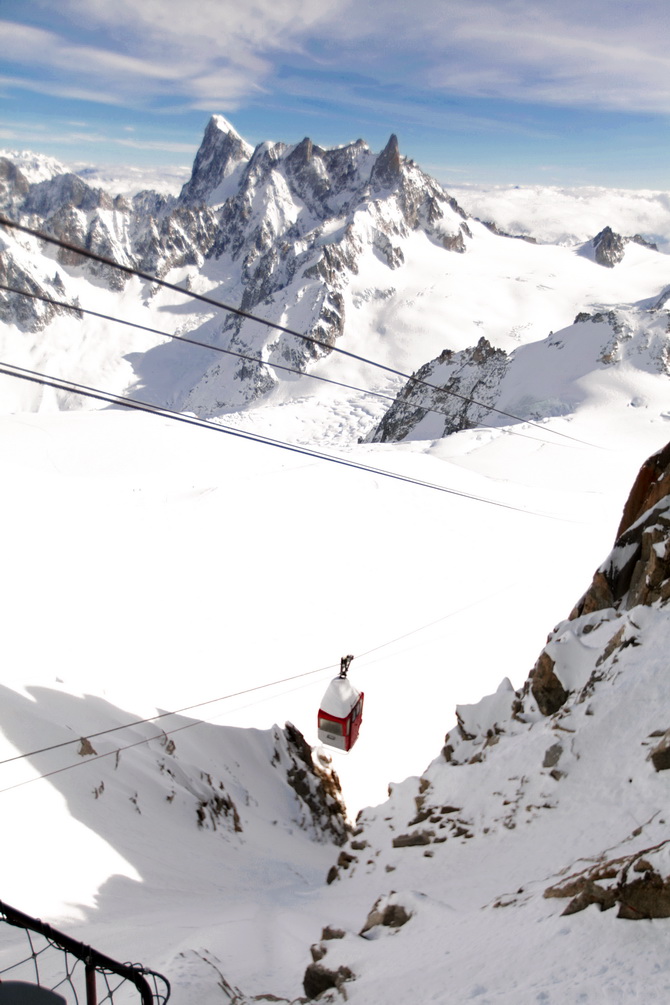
317;655;364;751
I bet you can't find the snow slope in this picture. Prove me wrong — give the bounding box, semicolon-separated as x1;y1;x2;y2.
1;128;670;1002
311;445;670;1004
1;407;669;1003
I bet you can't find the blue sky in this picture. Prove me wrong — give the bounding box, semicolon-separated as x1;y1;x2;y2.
1;0;669;189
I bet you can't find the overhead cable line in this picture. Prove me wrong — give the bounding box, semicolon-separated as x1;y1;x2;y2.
0;716;242;797
0;281;571;451
0;281;400;405
0;581;525;796
0;215;602;450
0;359;580;522
354;582;525;663
0;661;340;769
0;583;520;777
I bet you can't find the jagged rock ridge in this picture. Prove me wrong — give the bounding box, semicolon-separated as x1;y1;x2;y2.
293;441;670;1000
368;301;670;442
590;225;658;267
1;118;475;415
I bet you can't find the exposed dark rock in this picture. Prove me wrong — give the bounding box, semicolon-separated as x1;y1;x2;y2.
321;927;346;941
545;844;670;919
360;895;413;935
179;115;251;206
0;251;80;332
0;157;31;211
617;871;670;919
529;652;569;716
310;943;327;963
325;866;339;886
542;744;563;769
392;830;434;848
589;226;659;268
479;218;537;243
368;337;508;443
303;962;354;1000
631;233;658;251
649;730;670;771
570;441;670;619
282;722;350;846
616;441;670;538
442;229;467;253
593;226;627;267
370;134;401;189
23;172;112;217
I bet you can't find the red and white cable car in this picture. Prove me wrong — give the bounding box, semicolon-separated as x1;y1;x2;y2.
317;655;364;752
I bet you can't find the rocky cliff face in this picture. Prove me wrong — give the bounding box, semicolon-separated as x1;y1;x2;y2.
367;299;670;442
0;117;475;414
1;119;666;423
178;115;253;207
587;225;658;267
368;336;508;442
298;441;670;1001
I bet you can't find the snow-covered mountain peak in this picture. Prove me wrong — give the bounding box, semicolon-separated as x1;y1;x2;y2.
368;294;670;443
178;114;254;207
0;149;70;184
209;113;246;140
578;224;660;267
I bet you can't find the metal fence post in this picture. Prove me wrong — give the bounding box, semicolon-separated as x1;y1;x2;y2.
85;959;97;1005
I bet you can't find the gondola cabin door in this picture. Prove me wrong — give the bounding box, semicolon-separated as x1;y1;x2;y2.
317;660;364;751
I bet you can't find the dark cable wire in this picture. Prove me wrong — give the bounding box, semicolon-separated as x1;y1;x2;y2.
0;215;603;449
0;359;579;520
0;281;572;450
0;581;523;772
0;281;401;406
0;661;340;768
0;667;353;796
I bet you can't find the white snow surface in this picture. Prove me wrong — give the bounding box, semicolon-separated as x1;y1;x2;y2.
0;149;70;184
1;176;670;1001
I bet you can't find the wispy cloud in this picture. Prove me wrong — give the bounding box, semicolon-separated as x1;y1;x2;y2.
116;137;196;153
2;0;670;122
0;72;125;107
0;115;196;155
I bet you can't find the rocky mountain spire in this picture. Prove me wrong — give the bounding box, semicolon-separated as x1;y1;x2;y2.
592;226;627;267
590;226;658;268
370;133;402;189
179;115;253;206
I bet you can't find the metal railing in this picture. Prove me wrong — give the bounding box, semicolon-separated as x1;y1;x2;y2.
0;899;170;1004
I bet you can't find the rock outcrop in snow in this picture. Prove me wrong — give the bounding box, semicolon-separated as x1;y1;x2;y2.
367;336;508;442
300;440;670;1000
589;225;658;267
368;302;670;441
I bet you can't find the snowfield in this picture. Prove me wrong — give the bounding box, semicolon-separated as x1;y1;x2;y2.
1;135;670;1002
1;395;669;1001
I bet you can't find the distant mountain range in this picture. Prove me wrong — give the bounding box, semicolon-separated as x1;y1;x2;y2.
1;115;668;438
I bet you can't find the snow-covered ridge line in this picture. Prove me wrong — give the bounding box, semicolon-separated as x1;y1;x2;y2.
2;114;669;431
368;303;670;443
307;439;670;1002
